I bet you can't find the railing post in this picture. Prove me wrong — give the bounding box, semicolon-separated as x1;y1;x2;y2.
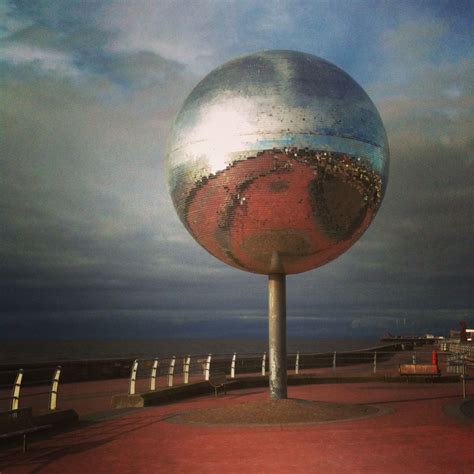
129;359;139;395
10;369;23;411
150;358;159;391
204;354;212;381
462;363;466;400
262;352;266;376
295;351;300;375
333;351;337;373
49;366;61;411
231;353;236;379
183;356;190;384
373;351;377;374
168;357;176;387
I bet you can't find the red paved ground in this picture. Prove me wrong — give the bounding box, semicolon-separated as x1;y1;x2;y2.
1;381;472;473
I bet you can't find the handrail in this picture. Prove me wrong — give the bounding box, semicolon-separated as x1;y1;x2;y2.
1;349;471;405
150;359;159;391
129;360;139;395
183;356;190;384
3;366;62;412
167;357;176;387
10;369;23;410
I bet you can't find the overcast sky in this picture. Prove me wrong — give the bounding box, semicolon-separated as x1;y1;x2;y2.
1;0;472;340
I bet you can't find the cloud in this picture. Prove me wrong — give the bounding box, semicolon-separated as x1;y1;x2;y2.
0;42;201;311
0;1;472;341
0;25;80;75
382;20;447;64
97;0;231;74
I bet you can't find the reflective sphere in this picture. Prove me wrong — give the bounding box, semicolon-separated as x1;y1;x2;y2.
166;50;389;274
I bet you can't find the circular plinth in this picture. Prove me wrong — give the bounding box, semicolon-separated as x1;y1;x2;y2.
166;399;384;426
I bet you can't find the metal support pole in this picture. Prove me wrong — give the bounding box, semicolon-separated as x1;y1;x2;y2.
462;363;466;400
295;351;300;375
231;353;236;379
150;358;159;391
262;352;266;376
268;273;287;400
49;366;61;411
373;351;377;374
129;359;139;395
168;357;176;387
333;351;337;373
183;356;190;384
204;354;212;381
10;369;23;411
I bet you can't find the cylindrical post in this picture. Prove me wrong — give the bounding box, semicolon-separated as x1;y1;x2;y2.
373;351;377;374
10;369;23;411
204;354;212;381
183;356;190;384
462;363;466;399
168;357;176;387
129;359;139;395
295;351;300;375
333;351;337;373
231;353;236;379
49;366;61;411
262;352;267;376
150;358;159;391
268;273;287;400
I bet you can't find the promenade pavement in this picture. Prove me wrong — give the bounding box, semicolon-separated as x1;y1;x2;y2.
0;381;472;473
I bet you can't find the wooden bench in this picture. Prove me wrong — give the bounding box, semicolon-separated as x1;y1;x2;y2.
399;364;441;380
208;372;229;397
0;408;52;453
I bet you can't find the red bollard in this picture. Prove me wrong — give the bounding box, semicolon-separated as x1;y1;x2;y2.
431;350;437;366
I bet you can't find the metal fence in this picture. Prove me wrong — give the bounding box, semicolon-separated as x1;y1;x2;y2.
0;366;61;412
1;345;472;416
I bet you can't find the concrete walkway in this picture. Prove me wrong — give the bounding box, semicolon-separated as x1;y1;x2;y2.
0;381;472;473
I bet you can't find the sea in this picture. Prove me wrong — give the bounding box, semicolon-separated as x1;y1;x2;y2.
0;338;380;365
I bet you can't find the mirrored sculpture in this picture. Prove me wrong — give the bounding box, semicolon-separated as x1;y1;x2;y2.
166;50;389;399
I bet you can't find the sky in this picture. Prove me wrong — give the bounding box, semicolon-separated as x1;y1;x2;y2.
1;0;473;341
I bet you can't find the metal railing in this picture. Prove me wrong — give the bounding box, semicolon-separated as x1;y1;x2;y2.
0;366;62;412
1;344;472;415
123;351;278;395
123;348;473;392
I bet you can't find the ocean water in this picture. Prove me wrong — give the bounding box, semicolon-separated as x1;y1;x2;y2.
0;338;379;364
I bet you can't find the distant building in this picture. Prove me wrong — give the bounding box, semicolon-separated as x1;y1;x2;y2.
449;329;461;342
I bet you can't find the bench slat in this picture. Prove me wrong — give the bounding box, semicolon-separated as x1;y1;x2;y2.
399;364;440;376
208;372;229;397
0;425;50;439
208;374;227;387
0;408;52;453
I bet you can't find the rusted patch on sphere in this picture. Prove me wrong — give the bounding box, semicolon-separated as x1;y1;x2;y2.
166;50;389;274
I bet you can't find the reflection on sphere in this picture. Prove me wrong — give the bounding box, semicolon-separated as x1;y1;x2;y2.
167;50;389;274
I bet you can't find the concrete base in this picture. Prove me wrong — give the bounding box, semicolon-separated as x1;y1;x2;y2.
112;381;217;409
111;375;462;408
34;409;79;426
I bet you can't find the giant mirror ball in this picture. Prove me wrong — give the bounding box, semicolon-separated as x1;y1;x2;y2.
166;50;389;275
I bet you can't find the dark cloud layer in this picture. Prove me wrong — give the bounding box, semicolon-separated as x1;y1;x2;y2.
1;1;473;341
